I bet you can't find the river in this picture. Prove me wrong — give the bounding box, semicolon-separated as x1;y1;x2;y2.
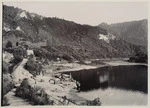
63;64;148;105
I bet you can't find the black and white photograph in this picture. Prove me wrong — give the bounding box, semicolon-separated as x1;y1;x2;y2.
1;0;148;106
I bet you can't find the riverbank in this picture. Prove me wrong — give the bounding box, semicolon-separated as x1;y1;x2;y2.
44;58;147;75
3;57;147;106
4;58;101;106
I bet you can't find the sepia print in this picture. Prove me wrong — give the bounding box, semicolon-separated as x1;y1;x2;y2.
1;1;148;106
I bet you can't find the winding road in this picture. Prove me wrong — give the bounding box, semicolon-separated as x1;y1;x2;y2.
5;58;33;106
12;58;32;86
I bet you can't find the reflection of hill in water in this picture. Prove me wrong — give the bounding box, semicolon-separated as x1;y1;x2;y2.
64;65;147;93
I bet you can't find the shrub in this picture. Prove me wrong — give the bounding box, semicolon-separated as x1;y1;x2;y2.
4;48;14;54
2;61;10;74
24;58;41;76
2;74;15;96
128;53;148;63
7;58;22;74
16;78;30;98
33;49;46;59
62;54;74;63
5;41;12;48
2;96;10;106
16;79;53;105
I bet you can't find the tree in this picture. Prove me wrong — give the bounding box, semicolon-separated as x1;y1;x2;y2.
5;41;12;48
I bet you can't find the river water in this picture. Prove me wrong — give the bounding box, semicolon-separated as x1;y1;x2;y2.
63;65;148;105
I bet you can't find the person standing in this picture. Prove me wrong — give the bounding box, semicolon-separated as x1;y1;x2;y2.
41;68;46;76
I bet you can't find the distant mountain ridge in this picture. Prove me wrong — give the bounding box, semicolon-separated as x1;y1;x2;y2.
2;5;147;61
98;19;148;46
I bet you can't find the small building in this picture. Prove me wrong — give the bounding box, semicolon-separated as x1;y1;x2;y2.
27;50;34;57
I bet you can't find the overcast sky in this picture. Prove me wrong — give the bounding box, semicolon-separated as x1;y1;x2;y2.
3;2;148;26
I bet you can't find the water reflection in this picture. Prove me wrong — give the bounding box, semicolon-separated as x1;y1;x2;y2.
63;65;147;93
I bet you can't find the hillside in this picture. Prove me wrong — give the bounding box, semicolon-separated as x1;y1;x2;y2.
2;5;147;61
98;19;148;46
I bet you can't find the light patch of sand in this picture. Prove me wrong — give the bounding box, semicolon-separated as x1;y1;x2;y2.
50;62;97;73
104;60;147;66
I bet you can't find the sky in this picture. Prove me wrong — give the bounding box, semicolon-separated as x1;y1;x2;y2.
3;2;148;26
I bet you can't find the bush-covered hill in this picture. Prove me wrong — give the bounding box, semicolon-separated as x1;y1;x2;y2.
3;5;147;61
98;19;148;46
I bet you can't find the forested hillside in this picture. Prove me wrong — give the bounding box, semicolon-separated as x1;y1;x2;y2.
98;19;148;46
3;5;147;61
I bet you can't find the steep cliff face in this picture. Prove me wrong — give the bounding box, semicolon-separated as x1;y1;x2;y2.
3;5;147;61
